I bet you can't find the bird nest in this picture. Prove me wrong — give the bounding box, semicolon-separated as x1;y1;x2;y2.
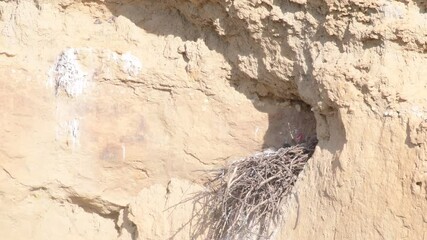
191;137;318;240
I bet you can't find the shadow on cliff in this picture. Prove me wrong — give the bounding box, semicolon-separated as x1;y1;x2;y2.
82;0;350;239
89;0;319;150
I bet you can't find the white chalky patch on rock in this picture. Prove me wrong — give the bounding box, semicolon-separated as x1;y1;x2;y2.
120;52;142;77
55;119;80;149
49;48;88;97
380;2;406;19
69;119;80;147
48;49;142;96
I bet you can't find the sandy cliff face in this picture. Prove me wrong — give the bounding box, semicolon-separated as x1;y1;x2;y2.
1;0;426;239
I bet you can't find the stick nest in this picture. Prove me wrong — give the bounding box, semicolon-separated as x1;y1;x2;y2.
192;137;318;240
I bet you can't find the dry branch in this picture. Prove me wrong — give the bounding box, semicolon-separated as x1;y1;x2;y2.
191;137;318;240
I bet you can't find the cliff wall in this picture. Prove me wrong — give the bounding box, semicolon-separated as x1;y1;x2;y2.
1;0;426;239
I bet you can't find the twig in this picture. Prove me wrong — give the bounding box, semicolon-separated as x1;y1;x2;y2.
190;137;318;239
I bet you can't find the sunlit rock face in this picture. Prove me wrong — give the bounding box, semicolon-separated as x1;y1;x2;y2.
1;0;427;239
